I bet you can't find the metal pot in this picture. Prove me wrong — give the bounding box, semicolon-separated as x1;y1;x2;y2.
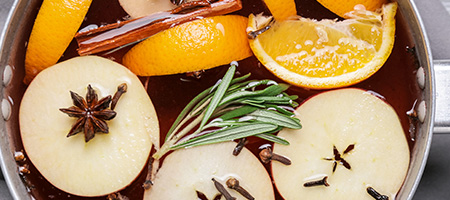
0;0;436;199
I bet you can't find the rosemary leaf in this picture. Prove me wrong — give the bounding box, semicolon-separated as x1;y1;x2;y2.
249;96;293;103
256;133;289;145
249;109;301;129
199;65;236;130
237;79;278;90
264;104;295;116
244;96;294;106
219;84;289;106
172;123;278;149
218;105;258;121
205;120;249;128
239;100;267;108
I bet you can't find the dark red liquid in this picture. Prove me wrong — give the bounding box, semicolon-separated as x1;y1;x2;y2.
5;0;420;199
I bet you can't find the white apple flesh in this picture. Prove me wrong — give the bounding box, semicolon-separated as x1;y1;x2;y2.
144;142;274;200
119;0;177;19
19;56;159;197
272;88;410;199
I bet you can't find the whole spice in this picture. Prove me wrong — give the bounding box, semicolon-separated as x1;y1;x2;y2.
367;187;389;200
14;151;25;162
143;157;155;190
259;148;291;165
111;83;127;110
323;144;354;172
212;178;236;200
247;17;274;39
107;192;128;200
19;164;30;175
232;138;247;156
303;176;330;187
226;177;254;200
59;84;126;142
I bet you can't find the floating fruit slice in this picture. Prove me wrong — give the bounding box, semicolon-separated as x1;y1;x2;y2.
272;88;409;199
24;0;92;84
317;0;388;18
263;0;297;20
118;0;176;18
19;56;159;197
248;2;397;89
144;142;274;200
122;15;252;76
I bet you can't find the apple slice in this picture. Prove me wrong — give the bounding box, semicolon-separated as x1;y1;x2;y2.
19;56;159;197
272;88;410;199
119;0;177;19
144;142;274;200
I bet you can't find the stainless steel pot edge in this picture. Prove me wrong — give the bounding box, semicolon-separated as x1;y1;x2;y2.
396;0;435;199
0;0;32;199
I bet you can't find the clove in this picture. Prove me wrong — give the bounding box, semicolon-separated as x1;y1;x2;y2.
226;178;254;200
14;151;25;162
143;157;154;190
186;70;204;79
19;164;30;175
212;178;236;200
232;138;247;156
303;176;330;187
107;192;128;200
259;148;291;165
247;17;275;39
367;187;389;200
111;83;127;110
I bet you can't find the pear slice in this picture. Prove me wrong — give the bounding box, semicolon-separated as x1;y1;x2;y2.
144;142;274;200
19;56;159;197
119;0;177;19
272;88;410;199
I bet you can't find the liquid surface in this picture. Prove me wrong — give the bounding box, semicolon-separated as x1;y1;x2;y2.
5;0;420;199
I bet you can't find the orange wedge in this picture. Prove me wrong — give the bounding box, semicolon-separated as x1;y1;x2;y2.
248;2;397;89
317;0;389;18
122;15;252;76
24;0;92;84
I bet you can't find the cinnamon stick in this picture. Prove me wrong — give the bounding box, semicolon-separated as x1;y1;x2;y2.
75;0;242;56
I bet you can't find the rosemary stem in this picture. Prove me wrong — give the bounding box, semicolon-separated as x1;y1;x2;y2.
166;113;195;141
153;113;205;160
173;113;205;143
191;98;212;117
166;97;211;142
153;142;172;159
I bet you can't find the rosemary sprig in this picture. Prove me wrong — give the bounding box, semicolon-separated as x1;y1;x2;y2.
153;64;302;159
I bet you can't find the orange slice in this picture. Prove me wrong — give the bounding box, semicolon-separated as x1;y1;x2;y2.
248;2;397;89
317;0;389;18
122;15;252;76
263;0;297;21
24;0;92;84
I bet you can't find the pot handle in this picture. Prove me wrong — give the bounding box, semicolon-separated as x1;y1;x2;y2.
433;60;450;133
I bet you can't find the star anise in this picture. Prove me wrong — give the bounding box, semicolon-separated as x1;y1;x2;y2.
323;144;355;173
60;84;125;142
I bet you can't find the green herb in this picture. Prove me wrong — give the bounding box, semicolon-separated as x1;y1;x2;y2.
153;64;302;159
